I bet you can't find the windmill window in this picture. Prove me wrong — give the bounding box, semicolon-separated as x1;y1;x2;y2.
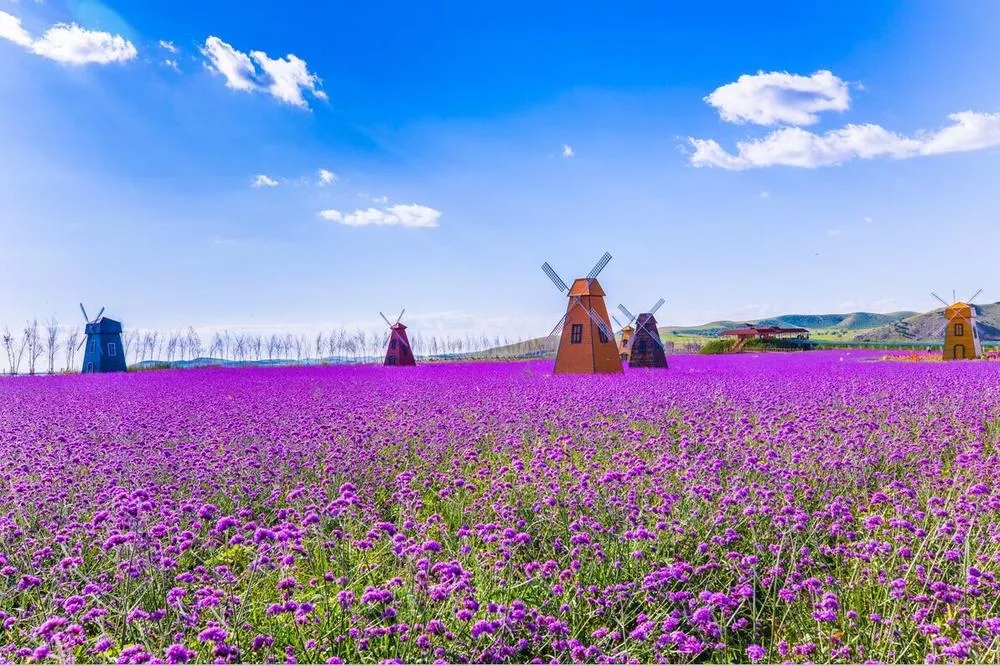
89;340;96;354
108;342;117;356
570;324;583;344
637;340;648;353
598;328;609;344
390;339;397;350
954;323;964;337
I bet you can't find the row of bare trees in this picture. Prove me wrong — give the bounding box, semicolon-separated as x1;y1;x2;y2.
1;320;565;375
2;319;82;376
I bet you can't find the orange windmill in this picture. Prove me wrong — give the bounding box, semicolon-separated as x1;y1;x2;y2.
932;290;983;360
541;252;623;375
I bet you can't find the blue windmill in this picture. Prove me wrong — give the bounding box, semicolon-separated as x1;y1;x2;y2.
79;303;127;373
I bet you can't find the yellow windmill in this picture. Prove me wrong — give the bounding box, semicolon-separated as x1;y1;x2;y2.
932;290;983;360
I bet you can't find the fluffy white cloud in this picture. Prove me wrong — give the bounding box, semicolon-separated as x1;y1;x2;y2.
201;35;325;108
688;112;1000;170
705;70;850;126
158;39;177;53
163;59;180;73
317;169;337;185
319;204;441;228
251;174;278;187
0;10;136;65
562;144;574;157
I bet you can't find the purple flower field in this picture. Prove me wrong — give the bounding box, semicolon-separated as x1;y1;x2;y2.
2;351;1000;663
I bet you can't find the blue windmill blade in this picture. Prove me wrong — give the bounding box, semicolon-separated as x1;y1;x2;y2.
649;298;665;315
542;262;570;293
547;311;570;339
586;252;612;280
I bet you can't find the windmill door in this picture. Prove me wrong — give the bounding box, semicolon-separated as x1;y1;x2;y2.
954;344;966;359
386;356;396;366
86;362;94;373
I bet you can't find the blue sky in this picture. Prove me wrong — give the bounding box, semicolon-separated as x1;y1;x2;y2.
2;0;1000;340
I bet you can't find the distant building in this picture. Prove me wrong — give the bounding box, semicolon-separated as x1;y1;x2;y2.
720;325;810;352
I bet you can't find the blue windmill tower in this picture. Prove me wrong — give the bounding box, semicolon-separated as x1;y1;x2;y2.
79;303;127;373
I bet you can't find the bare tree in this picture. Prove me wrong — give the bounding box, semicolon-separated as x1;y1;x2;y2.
267;334;280;360
293;335;305;363
65;329;80;371
24;320;43;375
165;333;179;363
44;318;60;374
124;329;139;365
3;327;25;375
209;332;224;359
187;327;202;360
315;332;324;360
233;334;246;363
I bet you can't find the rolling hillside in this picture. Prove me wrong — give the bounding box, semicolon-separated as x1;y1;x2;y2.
854;302;1000;342
663;311;918;339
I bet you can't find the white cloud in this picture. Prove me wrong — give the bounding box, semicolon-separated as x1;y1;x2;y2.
759;190;770;199
201;35;325;108
0;10;137;65
0;11;32;47
251;174;278;188
562;144;574;157
688;112;1000;170
864;216;873;224
319;203;441;228
317;169;337;185
827;228;843;236
705;70;850;126
158;39;177;53
163;58;180;73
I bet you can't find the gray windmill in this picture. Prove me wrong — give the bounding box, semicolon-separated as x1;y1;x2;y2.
380;309;415;366
540;252;622;374
79;303;127;373
618;298;668;369
931;290;983;360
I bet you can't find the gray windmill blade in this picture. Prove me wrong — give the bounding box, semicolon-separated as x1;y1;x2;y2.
541;262;570;294
396;308;406;324
581;304;615;342
379;312;393;328
80;303;90;323
649;298;665;316
968;289;983;304
617;304;637;325
94;306;105;321
586;252;612;280
934;309;965;338
635;316;666;350
931;292;950;308
77;336;87;350
612;315;626;336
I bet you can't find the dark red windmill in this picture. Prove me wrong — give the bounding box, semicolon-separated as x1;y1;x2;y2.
381;309;415;366
618;298;668;369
